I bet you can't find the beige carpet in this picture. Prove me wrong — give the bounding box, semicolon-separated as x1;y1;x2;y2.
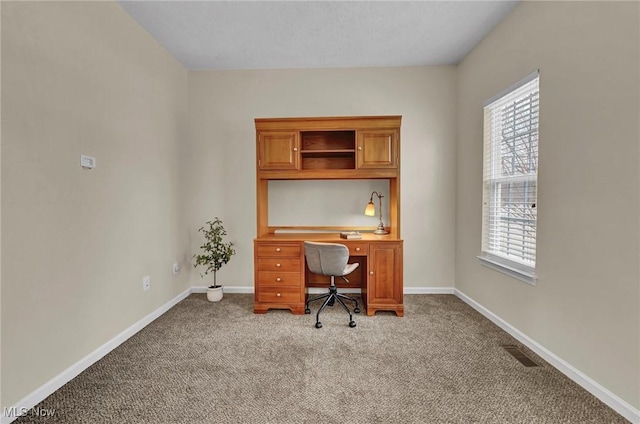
16;294;627;423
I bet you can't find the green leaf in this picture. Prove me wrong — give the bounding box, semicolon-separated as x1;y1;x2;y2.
192;217;236;277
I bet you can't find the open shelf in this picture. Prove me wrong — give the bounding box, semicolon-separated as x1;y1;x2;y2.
301;155;355;170
300;130;355;150
300;149;355;155
300;130;356;170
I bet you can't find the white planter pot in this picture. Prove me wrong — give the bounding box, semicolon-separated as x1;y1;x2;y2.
206;286;223;302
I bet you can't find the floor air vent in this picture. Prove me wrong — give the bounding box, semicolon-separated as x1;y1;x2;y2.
502;345;539;367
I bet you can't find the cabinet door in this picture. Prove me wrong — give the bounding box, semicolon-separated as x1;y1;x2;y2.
368;243;403;315
356;129;398;169
258;131;299;170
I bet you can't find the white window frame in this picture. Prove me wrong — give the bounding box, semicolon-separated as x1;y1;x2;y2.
478;71;539;285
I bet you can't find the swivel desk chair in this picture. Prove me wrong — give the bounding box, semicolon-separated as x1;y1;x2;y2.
303;241;361;328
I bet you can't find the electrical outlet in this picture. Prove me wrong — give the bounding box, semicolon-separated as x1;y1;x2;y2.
142;275;151;291
172;262;180;275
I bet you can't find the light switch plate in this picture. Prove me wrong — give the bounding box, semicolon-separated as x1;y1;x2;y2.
142;275;150;291
80;155;96;169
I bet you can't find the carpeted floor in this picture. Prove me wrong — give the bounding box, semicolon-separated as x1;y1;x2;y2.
16;294;627;423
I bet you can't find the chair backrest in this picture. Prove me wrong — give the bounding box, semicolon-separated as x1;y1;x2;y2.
304;241;350;277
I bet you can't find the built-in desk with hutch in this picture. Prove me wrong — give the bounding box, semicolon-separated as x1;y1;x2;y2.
253;116;403;317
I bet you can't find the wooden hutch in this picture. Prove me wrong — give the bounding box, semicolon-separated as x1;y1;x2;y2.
253;116;403;317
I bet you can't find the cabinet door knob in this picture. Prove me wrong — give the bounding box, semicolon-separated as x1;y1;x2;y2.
276;277;282;282
276;292;282;297
358;146;362;151
355;247;361;252
293;147;298;152
275;247;281;252
276;263;281;268
370;271;374;275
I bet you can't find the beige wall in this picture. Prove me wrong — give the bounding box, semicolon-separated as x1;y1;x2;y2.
3;0;636;416
0;0;3;407
456;1;639;409
186;67;457;289
1;2;189;407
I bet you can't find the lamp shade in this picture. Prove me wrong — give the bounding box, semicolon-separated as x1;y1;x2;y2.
364;201;375;216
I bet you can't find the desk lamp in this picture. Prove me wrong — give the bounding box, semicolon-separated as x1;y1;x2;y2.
364;191;389;235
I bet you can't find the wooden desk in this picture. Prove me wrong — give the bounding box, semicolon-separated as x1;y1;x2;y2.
253;116;403;318
254;233;403;317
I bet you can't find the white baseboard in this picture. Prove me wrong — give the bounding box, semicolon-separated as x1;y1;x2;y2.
191;285;253;294
307;287;361;294
192;286;456;295
454;289;640;424
1;288;192;424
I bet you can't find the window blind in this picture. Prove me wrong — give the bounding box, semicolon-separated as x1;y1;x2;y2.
482;73;539;270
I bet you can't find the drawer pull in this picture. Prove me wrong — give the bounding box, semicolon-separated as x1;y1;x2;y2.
276;277;282;282
276;292;282;297
275;247;281;252
355;247;361;252
276;263;281;268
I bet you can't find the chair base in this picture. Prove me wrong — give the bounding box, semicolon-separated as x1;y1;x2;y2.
305;286;360;328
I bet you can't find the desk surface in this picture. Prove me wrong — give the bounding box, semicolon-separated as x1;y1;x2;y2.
255;232;402;242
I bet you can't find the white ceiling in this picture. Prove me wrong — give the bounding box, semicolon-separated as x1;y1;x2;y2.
118;1;519;71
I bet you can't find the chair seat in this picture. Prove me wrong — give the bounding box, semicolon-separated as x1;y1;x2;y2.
340;262;359;277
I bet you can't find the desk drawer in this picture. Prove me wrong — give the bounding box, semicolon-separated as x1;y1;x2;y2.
258;272;301;287
346;243;368;256
258;287;301;303
257;243;301;257
258;258;300;272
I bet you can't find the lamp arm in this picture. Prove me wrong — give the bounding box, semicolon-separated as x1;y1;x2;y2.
369;191;384;227
366;191;388;234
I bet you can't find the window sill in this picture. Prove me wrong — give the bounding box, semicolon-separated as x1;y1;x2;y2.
477;255;537;285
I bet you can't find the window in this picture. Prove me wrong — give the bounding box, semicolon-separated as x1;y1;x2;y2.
479;71;539;284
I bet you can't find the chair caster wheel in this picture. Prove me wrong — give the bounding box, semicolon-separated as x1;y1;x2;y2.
349;321;356;328
305;308;310;314
315;322;323;329
354;308;360;314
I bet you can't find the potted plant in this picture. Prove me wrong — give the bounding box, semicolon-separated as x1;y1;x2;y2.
193;217;236;302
